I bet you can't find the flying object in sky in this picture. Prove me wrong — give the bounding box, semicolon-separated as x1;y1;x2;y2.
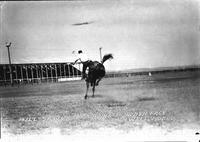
72;21;94;26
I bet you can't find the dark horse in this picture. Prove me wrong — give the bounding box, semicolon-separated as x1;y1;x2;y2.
84;54;113;99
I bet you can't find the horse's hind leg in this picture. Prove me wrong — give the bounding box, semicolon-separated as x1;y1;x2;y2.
92;81;96;97
96;78;102;86
85;81;89;99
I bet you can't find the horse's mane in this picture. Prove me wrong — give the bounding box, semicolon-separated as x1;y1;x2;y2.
101;54;113;64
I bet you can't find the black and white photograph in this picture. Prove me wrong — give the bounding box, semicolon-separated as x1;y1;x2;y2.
0;0;200;141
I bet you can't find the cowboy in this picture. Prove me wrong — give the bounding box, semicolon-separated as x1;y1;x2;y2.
72;50;91;79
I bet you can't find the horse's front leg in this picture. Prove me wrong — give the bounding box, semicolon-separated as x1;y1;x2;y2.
92;81;96;97
85;81;89;99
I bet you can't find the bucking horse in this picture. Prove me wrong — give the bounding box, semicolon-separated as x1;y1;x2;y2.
84;54;113;99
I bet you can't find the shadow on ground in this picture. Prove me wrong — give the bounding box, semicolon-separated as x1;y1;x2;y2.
137;97;157;102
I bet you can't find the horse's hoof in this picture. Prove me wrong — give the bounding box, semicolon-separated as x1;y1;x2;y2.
92;95;94;98
84;95;87;99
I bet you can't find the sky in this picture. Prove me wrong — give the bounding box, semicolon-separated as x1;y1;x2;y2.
0;0;200;71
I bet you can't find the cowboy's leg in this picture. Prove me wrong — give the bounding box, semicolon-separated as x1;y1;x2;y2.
82;61;87;78
82;60;92;79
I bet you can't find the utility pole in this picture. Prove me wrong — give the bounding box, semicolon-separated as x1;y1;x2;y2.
99;47;102;62
6;42;13;85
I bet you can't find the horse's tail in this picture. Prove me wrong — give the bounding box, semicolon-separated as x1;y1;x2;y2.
101;54;113;64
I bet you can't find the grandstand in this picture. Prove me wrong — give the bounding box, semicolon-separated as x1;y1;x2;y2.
0;62;82;85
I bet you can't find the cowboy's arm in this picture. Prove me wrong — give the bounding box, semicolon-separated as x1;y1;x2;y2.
72;58;81;65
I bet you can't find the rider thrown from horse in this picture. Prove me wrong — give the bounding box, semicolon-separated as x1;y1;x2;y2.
73;50;91;79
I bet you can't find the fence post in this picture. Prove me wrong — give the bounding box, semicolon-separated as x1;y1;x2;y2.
55;64;58;82
68;64;70;78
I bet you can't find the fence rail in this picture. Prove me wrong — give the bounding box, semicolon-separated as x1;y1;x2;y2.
0;62;82;86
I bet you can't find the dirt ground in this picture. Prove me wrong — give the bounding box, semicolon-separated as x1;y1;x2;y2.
1;71;200;141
